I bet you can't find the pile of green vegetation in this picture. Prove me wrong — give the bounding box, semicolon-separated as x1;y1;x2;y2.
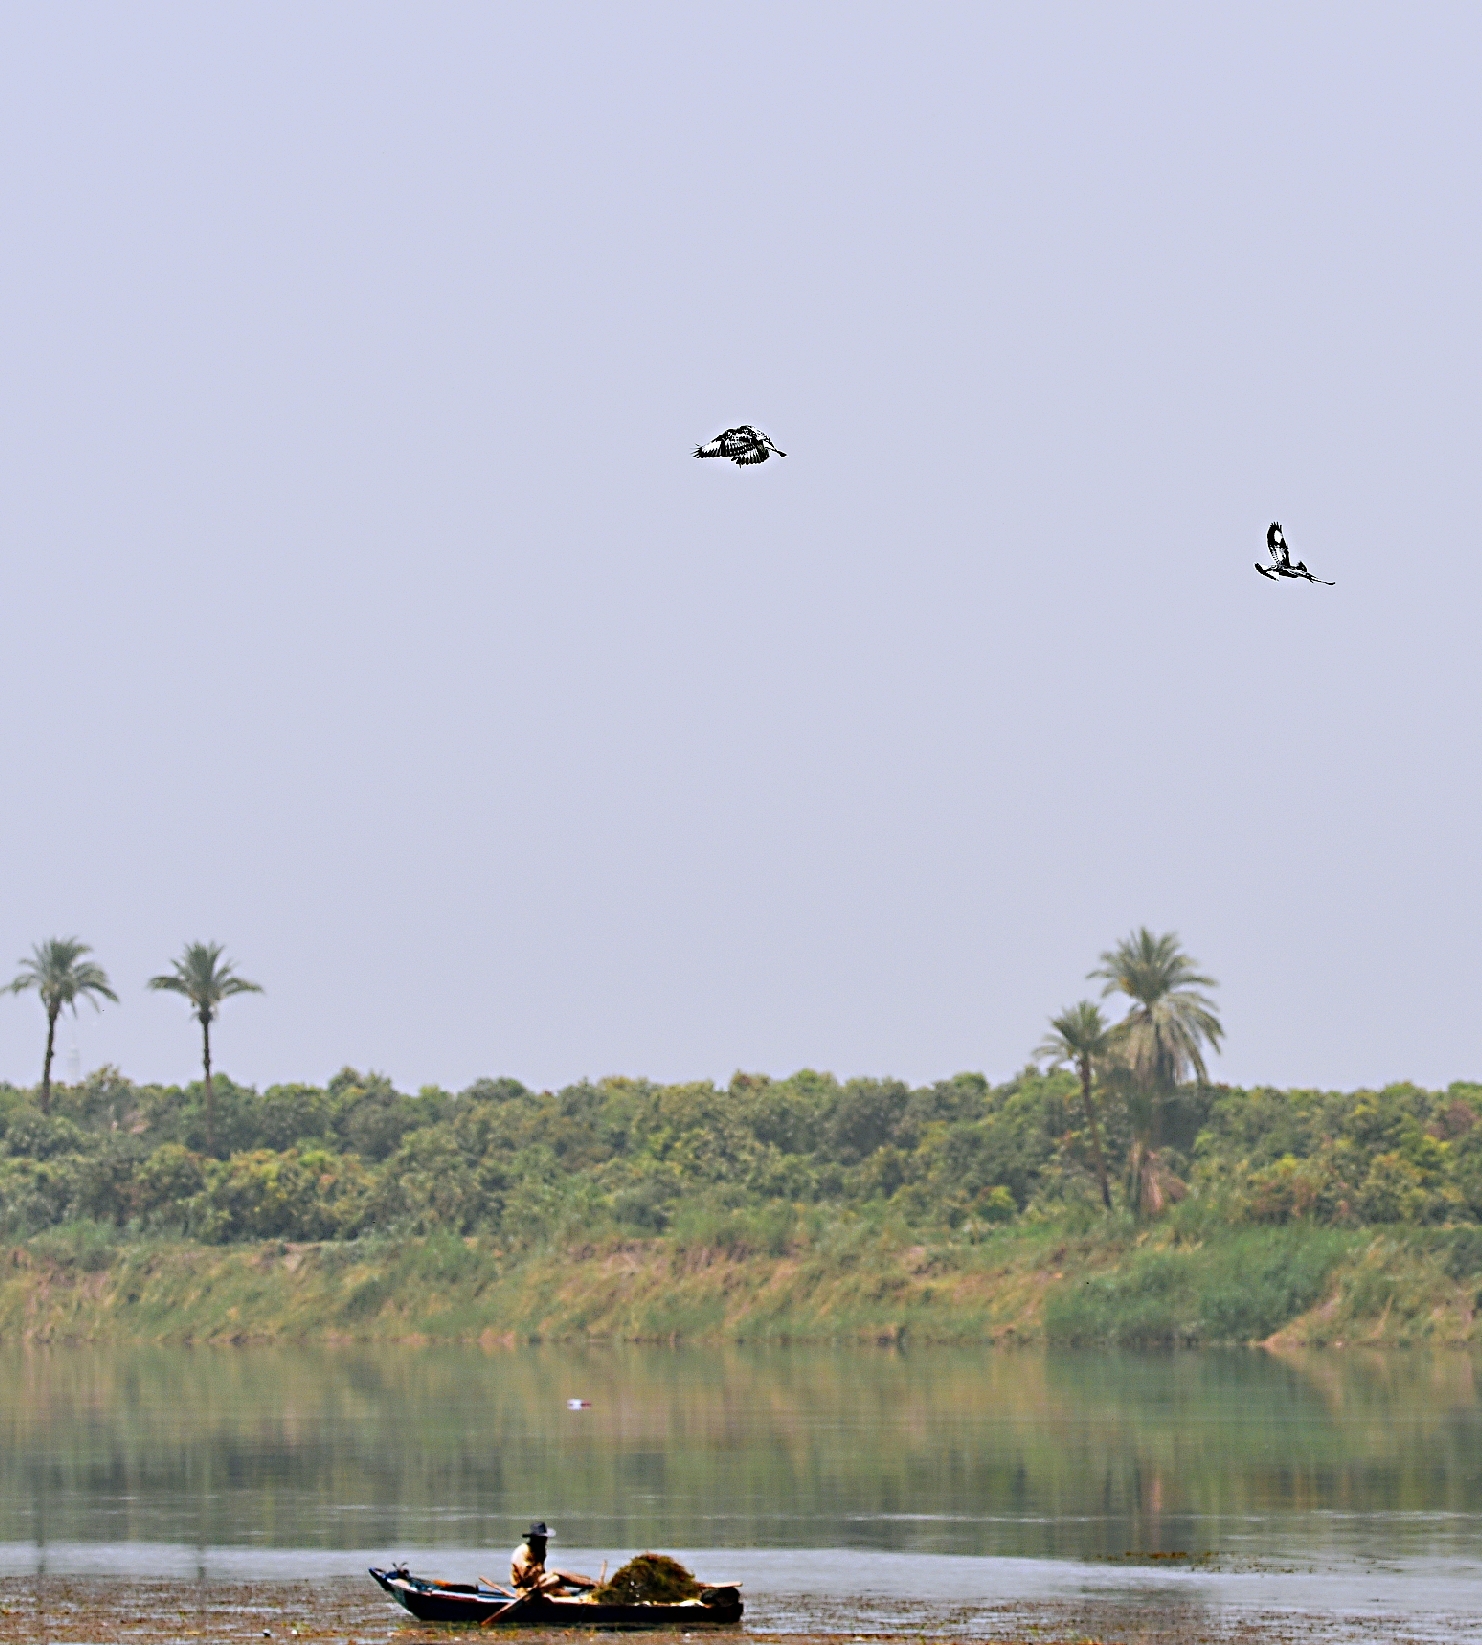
1;1063;1480;1250
591;1554;699;1604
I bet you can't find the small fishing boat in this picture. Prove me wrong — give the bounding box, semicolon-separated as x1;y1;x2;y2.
369;1566;744;1628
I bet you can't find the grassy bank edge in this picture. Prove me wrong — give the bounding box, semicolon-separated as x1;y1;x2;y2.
1;1222;1478;1349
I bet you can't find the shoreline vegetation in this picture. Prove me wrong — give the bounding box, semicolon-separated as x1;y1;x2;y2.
4;1218;1481;1348
9;929;1477;1347
5;927;1473;1348
2;1057;1481;1349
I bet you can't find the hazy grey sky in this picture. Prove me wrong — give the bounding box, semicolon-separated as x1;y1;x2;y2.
2;3;1479;1097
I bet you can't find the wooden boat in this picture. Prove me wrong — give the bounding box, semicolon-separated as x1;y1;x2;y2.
369;1566;744;1628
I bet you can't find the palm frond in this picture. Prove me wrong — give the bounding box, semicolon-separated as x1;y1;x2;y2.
1089;927;1222;1091
1035;1000;1110;1067
1090;926;1217;1001
8;937;118;1009
147;942;263;1018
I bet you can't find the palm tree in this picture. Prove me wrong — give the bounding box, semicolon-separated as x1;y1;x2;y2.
1090;927;1222;1215
148;942;263;1153
8;938;118;1115
1037;1000;1114;1211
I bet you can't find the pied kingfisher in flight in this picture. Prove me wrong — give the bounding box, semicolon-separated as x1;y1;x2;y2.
694;426;787;466
1256;522;1334;585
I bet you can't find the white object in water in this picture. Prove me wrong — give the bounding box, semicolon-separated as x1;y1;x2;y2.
566;1398;591;1410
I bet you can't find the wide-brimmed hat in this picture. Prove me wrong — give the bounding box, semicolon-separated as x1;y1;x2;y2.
523;1522;553;1541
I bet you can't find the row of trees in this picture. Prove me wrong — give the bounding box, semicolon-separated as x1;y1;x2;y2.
7;939;260;1145
1038;928;1223;1216
7;925;1207;1212
7;922;1479;1246
3;1060;1480;1246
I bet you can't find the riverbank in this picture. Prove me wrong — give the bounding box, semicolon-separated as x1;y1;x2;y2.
3;1221;1479;1347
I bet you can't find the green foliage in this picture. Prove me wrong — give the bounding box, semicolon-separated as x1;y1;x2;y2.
148;943;263;1154
1091;928;1223;1088
1196;1080;1479;1228
1090;929;1222;1217
0;1062;1478;1258
1437;1225;1482;1279
147;942;262;1023
191;1147;373;1242
1037;1001;1115;1210
1044;1228;1355;1345
975;1185;1017;1223
7;937;118;1114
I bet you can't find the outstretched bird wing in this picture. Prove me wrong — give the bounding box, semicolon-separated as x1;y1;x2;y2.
694;425;784;464
696;427;756;461
1258;523;1333;584
695;426;776;463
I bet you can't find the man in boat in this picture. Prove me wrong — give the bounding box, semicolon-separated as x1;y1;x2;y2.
509;1522;597;1596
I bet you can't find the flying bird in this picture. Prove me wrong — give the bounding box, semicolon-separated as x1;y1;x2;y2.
694;426;786;466
1256;521;1334;585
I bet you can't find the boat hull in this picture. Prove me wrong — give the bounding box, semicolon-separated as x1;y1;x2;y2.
369;1568;744;1628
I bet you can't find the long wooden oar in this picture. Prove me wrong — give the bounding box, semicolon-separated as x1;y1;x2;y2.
481;1587;542;1627
479;1568;600;1626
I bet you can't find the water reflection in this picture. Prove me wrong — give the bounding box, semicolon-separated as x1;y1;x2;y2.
0;1346;1478;1568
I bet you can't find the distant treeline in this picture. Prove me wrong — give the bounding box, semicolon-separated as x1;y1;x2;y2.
1;1066;1480;1246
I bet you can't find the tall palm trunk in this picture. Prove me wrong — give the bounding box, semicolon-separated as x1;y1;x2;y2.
1078;1057;1112;1210
1122;1084;1155;1217
41;1007;59;1116
1126;1078;1185;1219
199;1010;215;1154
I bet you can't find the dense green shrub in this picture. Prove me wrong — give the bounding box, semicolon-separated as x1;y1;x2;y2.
1044;1229;1353;1345
0;1065;1477;1247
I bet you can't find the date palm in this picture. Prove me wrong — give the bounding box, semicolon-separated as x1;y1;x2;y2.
8;938;118;1115
1090;928;1222;1215
1037;1001;1114;1211
148;942;262;1153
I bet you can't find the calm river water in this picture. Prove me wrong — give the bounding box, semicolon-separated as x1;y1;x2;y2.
2;1345;1480;1638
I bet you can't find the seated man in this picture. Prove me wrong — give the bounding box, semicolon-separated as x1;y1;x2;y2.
510;1522;597;1596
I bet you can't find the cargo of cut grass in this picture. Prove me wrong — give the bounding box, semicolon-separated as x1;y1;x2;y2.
591;1554;700;1604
